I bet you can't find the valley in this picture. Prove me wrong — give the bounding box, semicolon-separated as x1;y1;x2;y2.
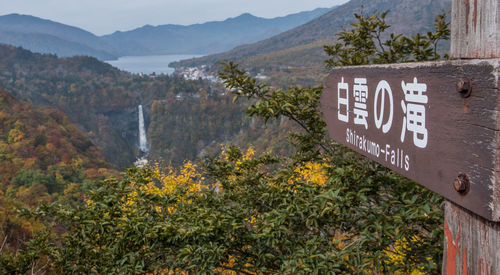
0;0;453;194
0;44;250;168
0;7;332;61
0;0;455;272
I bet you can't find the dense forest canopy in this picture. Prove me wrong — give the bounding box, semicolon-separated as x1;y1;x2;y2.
0;44;251;168
0;88;115;256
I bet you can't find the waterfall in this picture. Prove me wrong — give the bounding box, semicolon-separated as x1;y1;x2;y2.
138;104;149;153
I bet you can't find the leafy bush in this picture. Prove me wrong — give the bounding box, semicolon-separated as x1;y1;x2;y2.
3;10;449;274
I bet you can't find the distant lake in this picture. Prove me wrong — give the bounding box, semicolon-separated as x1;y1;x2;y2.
106;54;204;75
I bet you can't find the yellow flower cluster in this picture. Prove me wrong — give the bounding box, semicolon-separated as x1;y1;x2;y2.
221;147;255;168
235;147;255;166
384;236;429;275
218;147;257;191
85;162;204;215
291;162;330;186
151;161;204;195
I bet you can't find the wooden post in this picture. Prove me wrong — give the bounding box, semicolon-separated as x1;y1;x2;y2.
443;0;500;274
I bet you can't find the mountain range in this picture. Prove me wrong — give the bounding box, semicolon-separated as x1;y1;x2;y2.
102;8;331;56
172;0;451;69
0;8;331;60
0;14;117;60
0;0;454;168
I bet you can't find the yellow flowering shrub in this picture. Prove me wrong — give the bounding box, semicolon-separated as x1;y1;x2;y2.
384;236;429;275
291;162;330;186
86;161;204;215
218;147;257;190
151;161;204;195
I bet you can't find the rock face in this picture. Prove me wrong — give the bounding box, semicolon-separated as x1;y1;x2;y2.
92;106;140;168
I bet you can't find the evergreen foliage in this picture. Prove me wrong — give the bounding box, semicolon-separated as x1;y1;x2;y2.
324;10;450;66
2;10;449;274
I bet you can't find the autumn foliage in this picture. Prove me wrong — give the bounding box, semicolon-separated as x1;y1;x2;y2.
0;88;114;261
1;9;449;274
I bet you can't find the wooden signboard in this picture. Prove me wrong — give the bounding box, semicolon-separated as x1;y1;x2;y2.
321;59;500;221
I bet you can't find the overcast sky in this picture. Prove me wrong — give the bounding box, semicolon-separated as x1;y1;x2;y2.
1;0;350;35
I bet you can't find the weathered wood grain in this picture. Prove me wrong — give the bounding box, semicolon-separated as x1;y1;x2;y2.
321;59;500;221
451;0;500;59
444;0;500;274
444;203;500;274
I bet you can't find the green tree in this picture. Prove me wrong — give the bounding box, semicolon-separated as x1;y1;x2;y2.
4;10;449;274
216;9;450;274
324;9;450;67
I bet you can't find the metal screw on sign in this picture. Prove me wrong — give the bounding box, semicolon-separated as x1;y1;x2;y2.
457;77;472;98
453;173;470;194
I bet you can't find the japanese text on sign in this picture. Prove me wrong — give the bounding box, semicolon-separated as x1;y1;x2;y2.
337;76;429;171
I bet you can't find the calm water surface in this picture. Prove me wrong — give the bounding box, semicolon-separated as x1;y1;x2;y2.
106;54;203;75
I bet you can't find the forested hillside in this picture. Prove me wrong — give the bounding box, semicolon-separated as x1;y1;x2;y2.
172;0;451;69
0;44;140;166
0;45;250;167
0;87;114;255
149;93;248;165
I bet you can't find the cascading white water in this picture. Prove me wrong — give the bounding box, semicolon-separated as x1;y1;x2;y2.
138;104;149;153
